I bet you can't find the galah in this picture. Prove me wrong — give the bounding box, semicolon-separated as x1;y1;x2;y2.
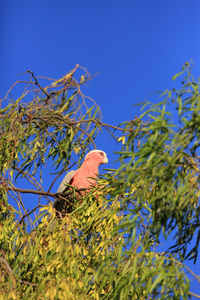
54;150;108;216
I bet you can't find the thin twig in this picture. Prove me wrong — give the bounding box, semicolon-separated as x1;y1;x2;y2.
19;205;43;224
1;80;32;102
14;166;44;190
27;70;50;99
189;291;200;299
69;119;130;131
0;256;37;287
17;191;35;228
73;123;96;148
14;166;51;203
47;163;76;193
184;265;200;284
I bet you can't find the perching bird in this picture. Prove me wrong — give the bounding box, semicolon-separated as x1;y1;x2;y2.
54;150;108;217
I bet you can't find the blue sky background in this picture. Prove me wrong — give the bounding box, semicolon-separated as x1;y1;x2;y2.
1;1;200;297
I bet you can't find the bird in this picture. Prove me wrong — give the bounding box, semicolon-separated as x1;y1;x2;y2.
54;150;108;217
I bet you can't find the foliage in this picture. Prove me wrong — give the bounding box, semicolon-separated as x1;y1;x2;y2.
0;64;200;299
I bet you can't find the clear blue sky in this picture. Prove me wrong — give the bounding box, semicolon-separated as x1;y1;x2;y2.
1;1;200;297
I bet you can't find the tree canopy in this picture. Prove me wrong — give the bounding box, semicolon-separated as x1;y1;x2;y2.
0;64;200;299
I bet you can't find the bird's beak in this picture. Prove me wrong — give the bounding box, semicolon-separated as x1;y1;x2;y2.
103;156;108;164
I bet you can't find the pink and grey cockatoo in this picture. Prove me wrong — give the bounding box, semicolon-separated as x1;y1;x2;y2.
54;150;108;216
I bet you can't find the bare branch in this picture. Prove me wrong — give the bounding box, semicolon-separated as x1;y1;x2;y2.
26;70;50;99
1;80;31;102
14;166;44;190
47;163;76;193
8;187;56;198
184;265;200;284
8;186;87;199
19;205;44;224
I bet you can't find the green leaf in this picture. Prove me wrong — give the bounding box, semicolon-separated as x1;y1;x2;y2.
172;70;184;81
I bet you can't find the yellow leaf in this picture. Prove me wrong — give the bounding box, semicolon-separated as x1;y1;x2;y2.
118;136;125;145
51;71;74;86
80;75;85;83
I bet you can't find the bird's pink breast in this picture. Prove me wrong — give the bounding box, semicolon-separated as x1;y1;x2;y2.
70;166;98;188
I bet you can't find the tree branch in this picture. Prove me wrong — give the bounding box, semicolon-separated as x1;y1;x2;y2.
47;163;76;193
184;265;200;284
0;255;37;287
189;291;200;299
19;205;44;224
27;70;50;99
8;186;88;199
9;187;56;198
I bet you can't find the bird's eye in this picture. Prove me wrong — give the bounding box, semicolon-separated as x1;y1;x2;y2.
98;152;104;158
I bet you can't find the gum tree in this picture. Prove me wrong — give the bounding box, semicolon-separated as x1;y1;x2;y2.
0;64;200;299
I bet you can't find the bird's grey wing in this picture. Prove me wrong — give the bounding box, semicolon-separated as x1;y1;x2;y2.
54;170;75;215
57;170;75;193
